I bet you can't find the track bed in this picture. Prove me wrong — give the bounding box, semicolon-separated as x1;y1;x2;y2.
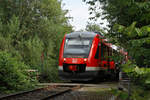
0;85;81;100
0;82;123;100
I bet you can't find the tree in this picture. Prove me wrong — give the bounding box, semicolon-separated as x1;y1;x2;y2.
0;51;37;93
84;0;150;67
85;22;104;33
84;0;150;99
0;0;73;92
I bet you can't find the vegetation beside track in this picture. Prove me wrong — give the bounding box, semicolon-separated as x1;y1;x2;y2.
0;51;37;93
84;0;150;99
0;0;72;93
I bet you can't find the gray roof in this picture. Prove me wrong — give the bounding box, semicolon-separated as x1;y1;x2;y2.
65;31;97;38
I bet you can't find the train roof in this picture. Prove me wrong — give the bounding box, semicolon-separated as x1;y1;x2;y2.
65;31;102;38
104;42;128;56
65;31;127;56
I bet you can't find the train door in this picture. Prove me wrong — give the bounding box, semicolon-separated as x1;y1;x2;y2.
108;47;115;69
94;41;101;67
98;42;101;66
100;43;109;69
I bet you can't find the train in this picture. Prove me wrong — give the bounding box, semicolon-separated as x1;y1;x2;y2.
58;31;128;81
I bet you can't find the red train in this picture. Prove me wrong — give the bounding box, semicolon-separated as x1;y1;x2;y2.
58;32;127;81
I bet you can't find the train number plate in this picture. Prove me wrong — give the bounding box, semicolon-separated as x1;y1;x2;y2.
72;59;77;63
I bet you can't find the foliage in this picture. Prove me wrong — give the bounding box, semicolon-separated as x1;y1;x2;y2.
84;0;150;28
0;0;73;92
85;22;105;33
113;22;150;67
111;89;128;100
84;0;150;99
130;86;150;100
122;61;150;89
0;51;37;93
114;21;150;100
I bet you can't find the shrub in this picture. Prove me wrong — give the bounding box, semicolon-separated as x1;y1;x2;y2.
39;58;60;83
0;51;37;93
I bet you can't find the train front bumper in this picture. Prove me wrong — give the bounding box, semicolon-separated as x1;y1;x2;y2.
58;70;99;81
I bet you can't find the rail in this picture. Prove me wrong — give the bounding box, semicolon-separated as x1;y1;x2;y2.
0;85;81;100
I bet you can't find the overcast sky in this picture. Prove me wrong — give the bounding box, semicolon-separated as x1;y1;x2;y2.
62;0;90;31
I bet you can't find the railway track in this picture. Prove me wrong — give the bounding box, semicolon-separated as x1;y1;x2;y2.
0;82;123;100
0;85;81;100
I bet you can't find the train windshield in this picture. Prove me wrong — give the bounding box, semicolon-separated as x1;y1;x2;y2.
64;38;93;58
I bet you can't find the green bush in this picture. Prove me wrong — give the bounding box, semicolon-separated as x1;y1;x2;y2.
0;51;37;93
0;0;72;84
39;58;60;83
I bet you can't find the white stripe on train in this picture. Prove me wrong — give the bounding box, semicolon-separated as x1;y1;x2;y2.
58;66;103;71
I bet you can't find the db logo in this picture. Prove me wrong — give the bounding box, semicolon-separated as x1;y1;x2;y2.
72;59;77;63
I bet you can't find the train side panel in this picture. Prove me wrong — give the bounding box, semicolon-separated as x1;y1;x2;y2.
58;36;65;69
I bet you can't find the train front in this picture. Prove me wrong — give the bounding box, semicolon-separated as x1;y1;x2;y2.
58;32;99;81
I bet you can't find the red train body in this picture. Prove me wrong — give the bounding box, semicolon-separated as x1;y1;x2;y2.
58;32;127;81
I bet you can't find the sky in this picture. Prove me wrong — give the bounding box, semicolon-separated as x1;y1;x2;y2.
62;0;91;31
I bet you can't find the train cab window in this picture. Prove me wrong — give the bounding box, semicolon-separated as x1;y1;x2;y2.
95;46;99;59
64;38;93;58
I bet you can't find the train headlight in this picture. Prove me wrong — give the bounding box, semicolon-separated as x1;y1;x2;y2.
64;58;66;62
84;59;87;62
